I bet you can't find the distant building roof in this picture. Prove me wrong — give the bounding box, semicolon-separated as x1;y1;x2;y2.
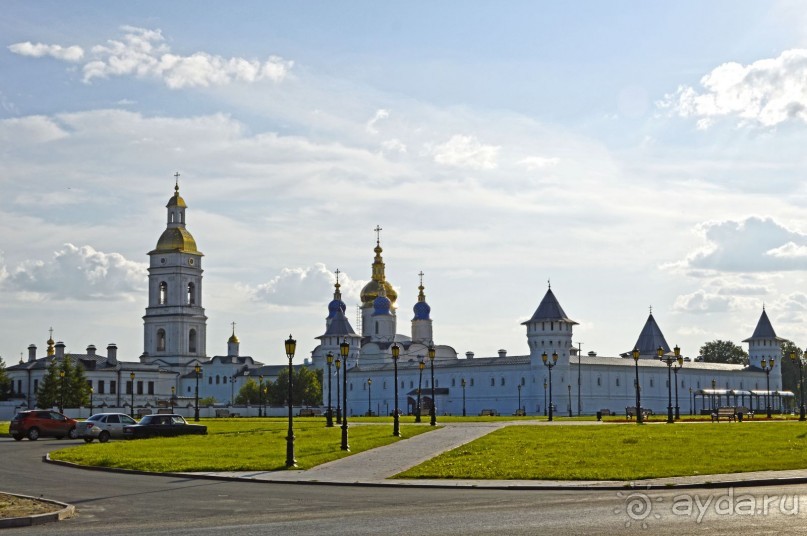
522;288;577;325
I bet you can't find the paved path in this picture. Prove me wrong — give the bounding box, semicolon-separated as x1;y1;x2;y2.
185;420;807;489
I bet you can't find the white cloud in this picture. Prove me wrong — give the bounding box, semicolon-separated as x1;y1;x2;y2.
380;138;407;154
366;109;390;134
660;49;807;128
8;42;84;62
517;156;560;171
0;115;68;144
9;26;292;89
2;244;147;300
766;242;807;258
432;134;499;170
249;263;365;306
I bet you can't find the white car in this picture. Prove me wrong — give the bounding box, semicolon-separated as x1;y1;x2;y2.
80;413;138;443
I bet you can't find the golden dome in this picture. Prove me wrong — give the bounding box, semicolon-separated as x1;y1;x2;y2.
152;227;199;253
167;182;187;208
360;279;397;307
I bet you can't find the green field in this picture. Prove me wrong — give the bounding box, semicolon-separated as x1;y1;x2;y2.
396;422;807;481
49;418;433;472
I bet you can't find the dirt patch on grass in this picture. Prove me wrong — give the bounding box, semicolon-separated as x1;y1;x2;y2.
0;493;62;519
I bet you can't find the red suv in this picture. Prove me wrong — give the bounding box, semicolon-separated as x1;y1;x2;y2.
9;410;79;441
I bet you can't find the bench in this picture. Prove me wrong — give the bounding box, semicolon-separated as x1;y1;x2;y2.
625;406;651;420
215;409;230;418
479;409;499;416
736;407;754;420
513;408;526;416
599;409;612;417
298;408;322;417
711;407;737;422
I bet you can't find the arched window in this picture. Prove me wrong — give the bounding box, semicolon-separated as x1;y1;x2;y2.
157;329;166;352
470;378;474;387
616;378;620;387
375;321;379;334
597;377;602;386
187;282;196;305
216;375;220;385
208;377;213;385
189;329;197;353
224;376;228;384
501;377;506;386
521;377;526;386
490;378;495;387
159;282;168;305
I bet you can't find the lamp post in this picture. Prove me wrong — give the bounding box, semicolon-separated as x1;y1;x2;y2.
340;339;350;451
673;351;683;420
416;358;424;423
689;387;693;415
230;374;236;406
194;364;201;422
790;350;806;421
567;384;572;417
658;345;682;424
129;372;135;418
89;387;94;416
391;343;400;436
367;378;372;416
542;351;558;421
711;378;716;411
543;378;547;416
284;334;297;468
632;348;642;424
326;352;334;427
517;384;522;414
335;357;342;424
761;357;775;419
429;345;437;426
171;386;175;413
258;375;264;417
59;369;65;413
461;378;466;417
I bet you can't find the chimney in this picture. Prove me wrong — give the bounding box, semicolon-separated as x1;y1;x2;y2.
55;341;66;358
86;345;97;357
465;351;474;359
28;344;37;362
498;349;507;358
107;343;118;366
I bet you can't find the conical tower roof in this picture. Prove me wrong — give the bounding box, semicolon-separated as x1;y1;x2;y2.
630;313;670;357
743;308;784;342
522;288;577;325
320;308;358;338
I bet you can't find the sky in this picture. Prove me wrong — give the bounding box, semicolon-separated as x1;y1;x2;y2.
3;2;807;366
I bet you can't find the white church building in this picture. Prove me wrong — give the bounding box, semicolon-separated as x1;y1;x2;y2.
7;183;792;418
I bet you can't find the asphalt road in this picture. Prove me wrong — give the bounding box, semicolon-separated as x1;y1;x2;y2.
2;437;807;535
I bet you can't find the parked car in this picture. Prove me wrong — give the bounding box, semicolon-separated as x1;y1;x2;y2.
122;414;207;439
8;410;79;441
80;413;138;443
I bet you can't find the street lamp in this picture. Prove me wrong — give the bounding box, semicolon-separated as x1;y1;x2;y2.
517;383;522;414
340;338;350;451
461;378;466;417
367;378;373;416
428;345;437;426
326;352;334;427
59;369;65;413
567;384;572;417
689;387;693;415
761;357;775;419
543;378;547;416
711;378;716;411
284;334;297;468
632;348;642;424
672;348;683;420
258;375;264;417
790;350;806;421
89;387;94;416
658;345;682;424
171;386;175;413
391;343;400;436
335;357;342;424
416;358;425;423
542;351;558;421
194;364;201;422
129;371;136;418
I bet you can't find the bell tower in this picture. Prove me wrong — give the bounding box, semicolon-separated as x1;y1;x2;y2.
141;175;207;367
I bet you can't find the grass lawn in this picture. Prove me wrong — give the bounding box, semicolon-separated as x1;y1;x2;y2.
396;422;807;481
49;418;433;472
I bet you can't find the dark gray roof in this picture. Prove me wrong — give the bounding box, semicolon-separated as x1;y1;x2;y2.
631;314;670;356
743;309;783;342
320;309;357;337
353;355;531;372
522;288;577;325
7;354;158;373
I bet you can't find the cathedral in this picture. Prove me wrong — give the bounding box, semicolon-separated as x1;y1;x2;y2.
6;183;793;418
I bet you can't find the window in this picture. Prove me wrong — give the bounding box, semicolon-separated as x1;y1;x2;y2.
616;378;620;387
126;381;133;395
157;329;166;352
375;321;379;335
470;378;474;387
650;379;655;387
209;377;213;385
452;378;456;387
490;378;495;386
98;380;105;394
187;386;191;393
401;381;405;388
87;379;93;390
383;381;387;389
521;377;526;386
501;377;506;386
350;383;353;391
410;381;413;388
224;376;227;383
110;380;116;394
216;375;220;385
187;282;196;305
597;377;601;386
159;282;168;305
137;381;143;395
33;379;39;392
148;381;154;395
189;329;197;353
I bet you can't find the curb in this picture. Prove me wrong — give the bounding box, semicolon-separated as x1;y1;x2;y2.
0;491;75;529
43;454;807;492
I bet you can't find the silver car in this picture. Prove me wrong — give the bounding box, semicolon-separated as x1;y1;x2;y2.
81;413;138;443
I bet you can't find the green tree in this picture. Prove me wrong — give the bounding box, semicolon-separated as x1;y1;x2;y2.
199;396;217;406
268;366;322;406
699;340;748;366
0;357;11;401
36;358;61;408
780;340;803;400
235;378;262;405
61;355;90;408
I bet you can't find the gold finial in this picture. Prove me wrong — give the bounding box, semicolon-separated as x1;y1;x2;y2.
174;172;180;194
333;268;342;300
47;327;55;356
374;224;382;244
418;271;426;302
228;321;239;343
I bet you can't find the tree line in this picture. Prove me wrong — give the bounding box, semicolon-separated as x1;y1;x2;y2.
234;367;322;407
